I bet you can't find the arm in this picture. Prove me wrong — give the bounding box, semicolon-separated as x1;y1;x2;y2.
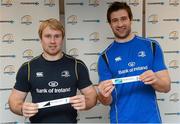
97;80;114;105
70;85;97;110
140;70;171;93
80;85;97;110
8;88;38;118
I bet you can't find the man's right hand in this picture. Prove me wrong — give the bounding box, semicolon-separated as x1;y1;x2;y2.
22;102;38;118
98;80;115;97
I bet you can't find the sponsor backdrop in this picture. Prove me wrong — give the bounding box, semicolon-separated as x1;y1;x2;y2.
65;0;143;123
146;0;180;123
0;0;59;123
0;0;179;123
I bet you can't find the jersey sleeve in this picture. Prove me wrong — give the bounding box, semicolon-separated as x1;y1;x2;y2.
14;62;31;92
76;60;92;90
98;54;113;82
152;41;167;72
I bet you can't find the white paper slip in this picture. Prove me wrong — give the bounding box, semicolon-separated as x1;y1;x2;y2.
112;75;140;84
37;97;70;109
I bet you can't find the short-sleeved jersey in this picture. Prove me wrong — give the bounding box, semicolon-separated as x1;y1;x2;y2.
14;53;92;123
98;35;167;123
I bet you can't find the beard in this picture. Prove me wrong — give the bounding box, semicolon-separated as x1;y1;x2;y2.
113;26;131;40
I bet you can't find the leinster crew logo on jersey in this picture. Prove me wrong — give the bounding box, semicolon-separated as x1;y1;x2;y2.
138;51;146;57
61;70;70;78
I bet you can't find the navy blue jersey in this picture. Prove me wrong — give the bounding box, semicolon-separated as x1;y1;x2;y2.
14;53;92;123
98;36;167;123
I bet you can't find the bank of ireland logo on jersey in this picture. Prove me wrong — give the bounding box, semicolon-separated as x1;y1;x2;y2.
2;33;14;44
21;15;32;25
48;81;58;87
128;62;136;67
148;14;158;24
67;15;78;25
61;70;70;78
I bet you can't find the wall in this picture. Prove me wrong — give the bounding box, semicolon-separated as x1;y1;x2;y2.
0;0;59;123
0;0;179;123
145;0;180;123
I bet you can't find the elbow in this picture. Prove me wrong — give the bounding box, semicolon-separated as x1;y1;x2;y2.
98;98;111;106
162;83;171;93
164;85;171;93
8;98;15;114
101;102;111;106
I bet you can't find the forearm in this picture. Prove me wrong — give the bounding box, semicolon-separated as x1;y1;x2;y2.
140;70;171;93
80;85;97;110
8;89;27;116
152;76;171;93
84;95;97;110
9;100;23;116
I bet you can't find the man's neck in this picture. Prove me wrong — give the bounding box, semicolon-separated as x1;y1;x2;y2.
42;52;63;61
115;33;135;43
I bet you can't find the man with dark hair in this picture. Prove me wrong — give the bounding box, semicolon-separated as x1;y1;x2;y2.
8;18;97;123
97;2;171;123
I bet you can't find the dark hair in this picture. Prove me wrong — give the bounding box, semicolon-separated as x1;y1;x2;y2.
107;2;133;23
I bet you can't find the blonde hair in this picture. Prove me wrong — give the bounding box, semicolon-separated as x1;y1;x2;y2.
38;18;65;39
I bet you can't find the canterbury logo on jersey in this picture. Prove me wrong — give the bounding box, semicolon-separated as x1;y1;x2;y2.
36;72;44;77
115;56;122;62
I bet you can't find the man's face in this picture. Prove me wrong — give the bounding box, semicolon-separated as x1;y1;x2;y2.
41;26;63;56
110;9;132;40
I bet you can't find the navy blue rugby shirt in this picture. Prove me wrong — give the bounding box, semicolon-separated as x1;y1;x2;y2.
14;53;92;123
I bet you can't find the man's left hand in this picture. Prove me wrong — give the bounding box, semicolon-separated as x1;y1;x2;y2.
139;70;158;85
70;95;86;110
